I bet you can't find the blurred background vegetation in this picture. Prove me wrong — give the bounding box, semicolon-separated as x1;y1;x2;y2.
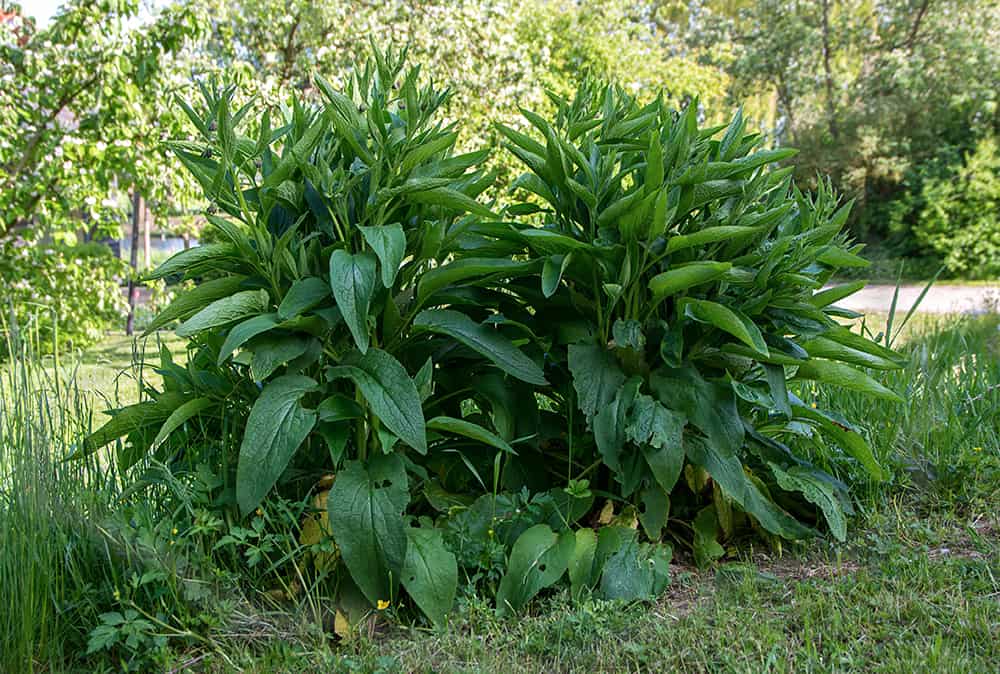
2;0;999;351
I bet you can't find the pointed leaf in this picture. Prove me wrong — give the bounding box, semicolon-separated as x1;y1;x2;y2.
328;455;409;605
236;375;319;515
329;250;377;353
359;224;406;288
328;348;427;454
402;526;458;627
414;309;547;386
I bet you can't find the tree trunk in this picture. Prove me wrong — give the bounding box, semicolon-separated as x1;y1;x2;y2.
143;202;151;271
125;189;143;336
820;0;839;141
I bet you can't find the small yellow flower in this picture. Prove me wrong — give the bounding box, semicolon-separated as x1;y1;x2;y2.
113;589;121;601
169;540;175;546
811;402;817;409
377;599;390;610
171;527;178;535
256;508;264;517
973;446;983;452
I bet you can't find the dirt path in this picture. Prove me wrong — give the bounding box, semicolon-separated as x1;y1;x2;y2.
833;284;1000;314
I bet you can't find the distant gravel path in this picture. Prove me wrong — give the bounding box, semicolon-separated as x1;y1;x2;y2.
833;284;1000;314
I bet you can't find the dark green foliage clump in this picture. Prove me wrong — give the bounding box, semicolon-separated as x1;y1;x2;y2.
82;48;905;627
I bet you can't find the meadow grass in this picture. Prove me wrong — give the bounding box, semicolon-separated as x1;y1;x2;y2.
0;313;997;672
0;336;123;671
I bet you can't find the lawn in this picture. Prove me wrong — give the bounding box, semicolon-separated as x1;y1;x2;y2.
3;312;997;672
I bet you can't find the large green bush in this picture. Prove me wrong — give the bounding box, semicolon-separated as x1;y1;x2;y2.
83;49;904;626
0;239;127;355
915;135;1000;278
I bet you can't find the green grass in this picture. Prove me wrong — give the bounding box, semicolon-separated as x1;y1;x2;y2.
1;315;998;672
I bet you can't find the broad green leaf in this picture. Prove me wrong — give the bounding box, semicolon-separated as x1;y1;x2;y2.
327;455;409;606
236;375;319;515
769;463;847;542
521;229;590;255
150;397;213;451
625;395;686;494
792;404;885;480
684;436;813;540
541;253;572;298
809;280;866;308
682;298;769;356
594;377;642;482
599;537;658;601
329;250;377;353
792;359;903;402
402;526;458;627
359;224;406;288
278;277;330;320
328;348;427;454
666;226;761;254
427;416;515;454
413;309;547;386
496;524;574;616
76;400;174;457
651;367;744;456
822;327;906;365
692;506;725;568
638;485;670;540
250;335;315;381
218;313;279;364
408;187;495;218
317;394;363;423
177;289;270;337
143;275;247;336
568;343;626;423
568;528;598;600
801;336;902;371
817;245;869;268
143;243;238;281
417;258;539;304
763;363;792;418
648;262;731;300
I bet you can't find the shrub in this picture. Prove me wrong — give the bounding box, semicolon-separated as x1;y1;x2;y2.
83;49;903;626
0;239;128;356
915;135;1000;278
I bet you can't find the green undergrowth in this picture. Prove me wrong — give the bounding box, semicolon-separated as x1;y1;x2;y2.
2;312;997;671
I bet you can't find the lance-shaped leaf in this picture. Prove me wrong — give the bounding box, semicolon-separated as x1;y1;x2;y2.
427;416;515;454
329;249;377;353
626;394;686;494
278;277;330;320
327;348;427;454
218;313;279;364
682;298;769;356
402;526;458;627
142;275;248;336
413;309;547;386
792;359;903;402
236;375;319;515
359;224;406;288
769;463;847;542
327;455;410;606
143;243;238;281
177;289;270;337
568;342;626;424
496;524;575;616
684;436;813;540
150;397;214;451
649;262;731;301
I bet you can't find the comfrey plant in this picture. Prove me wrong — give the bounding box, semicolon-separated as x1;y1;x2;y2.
82;50;904;625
